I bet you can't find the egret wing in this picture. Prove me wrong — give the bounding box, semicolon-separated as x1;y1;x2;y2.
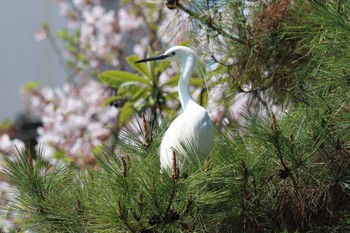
160;108;214;171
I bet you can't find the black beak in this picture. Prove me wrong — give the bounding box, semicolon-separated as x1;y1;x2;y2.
135;54;168;63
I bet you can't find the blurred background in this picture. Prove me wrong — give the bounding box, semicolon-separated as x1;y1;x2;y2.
1;1;349;232
0;1;65;122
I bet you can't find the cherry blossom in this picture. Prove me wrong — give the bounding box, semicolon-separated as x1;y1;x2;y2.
23;80;118;165
50;0;190;72
118;7;143;31
35;27;48;42
0;134;25;154
0;134;25;232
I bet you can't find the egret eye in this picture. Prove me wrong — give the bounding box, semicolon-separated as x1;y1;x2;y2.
159;46;214;172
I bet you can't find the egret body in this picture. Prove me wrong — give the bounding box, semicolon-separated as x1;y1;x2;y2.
136;46;214;171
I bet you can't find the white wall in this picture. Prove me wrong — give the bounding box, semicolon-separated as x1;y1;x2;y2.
0;0;65;122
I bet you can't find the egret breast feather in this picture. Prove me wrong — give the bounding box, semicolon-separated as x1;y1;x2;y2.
135;46;215;172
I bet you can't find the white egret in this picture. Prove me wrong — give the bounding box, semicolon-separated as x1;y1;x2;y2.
136;46;214;172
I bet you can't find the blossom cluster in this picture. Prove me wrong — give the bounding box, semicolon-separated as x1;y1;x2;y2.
55;0;145;70
23;80;118;165
0;134;25;232
0;180;16;233
31;1;198;164
0;134;25;155
80;5;120;68
36;0;190;72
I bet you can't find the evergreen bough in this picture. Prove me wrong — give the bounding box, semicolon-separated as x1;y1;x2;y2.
2;1;350;232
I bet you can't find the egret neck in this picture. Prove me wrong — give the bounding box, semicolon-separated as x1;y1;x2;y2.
178;55;196;111
135;46;215;172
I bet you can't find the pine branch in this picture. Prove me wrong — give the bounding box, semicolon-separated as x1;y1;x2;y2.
175;3;247;45
270;112;300;196
164;152;179;222
117;200;137;233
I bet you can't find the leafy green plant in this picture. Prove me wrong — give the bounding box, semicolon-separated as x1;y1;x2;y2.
4;1;350;232
98;52;208;126
3;91;350;232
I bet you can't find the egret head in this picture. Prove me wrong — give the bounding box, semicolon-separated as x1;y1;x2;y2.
135;46;196;64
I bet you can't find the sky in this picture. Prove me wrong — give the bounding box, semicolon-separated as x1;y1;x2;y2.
0;0;65;122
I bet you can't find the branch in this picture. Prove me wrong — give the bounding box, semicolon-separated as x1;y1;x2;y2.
117;200;137;233
176;3;246;45
46;30;69;77
164;181;177;222
270;112;300;196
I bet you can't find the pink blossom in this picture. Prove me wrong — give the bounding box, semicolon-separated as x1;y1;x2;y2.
110;34;122;47
0;135;13;153
41;87;54;101
57;0;70;17
118;8;143;31
133;39;148;58
24;80;118;165
72;0;86;8
53;0;185;71
89;59;100;68
67;20;80;29
35;28;48;41
0;134;25;154
111;58;119;67
78;4;119;66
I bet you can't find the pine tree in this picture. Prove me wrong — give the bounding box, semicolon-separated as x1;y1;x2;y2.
2;1;350;232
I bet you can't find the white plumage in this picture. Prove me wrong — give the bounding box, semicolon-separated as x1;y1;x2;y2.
136;46;214;171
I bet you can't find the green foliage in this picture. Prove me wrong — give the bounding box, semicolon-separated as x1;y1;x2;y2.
0;118;12;130
98;53;208;126
22;81;39;92
1;151;77;231
99;54;171;126
176;0;309;106
3;92;350;232
3;1;350;232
